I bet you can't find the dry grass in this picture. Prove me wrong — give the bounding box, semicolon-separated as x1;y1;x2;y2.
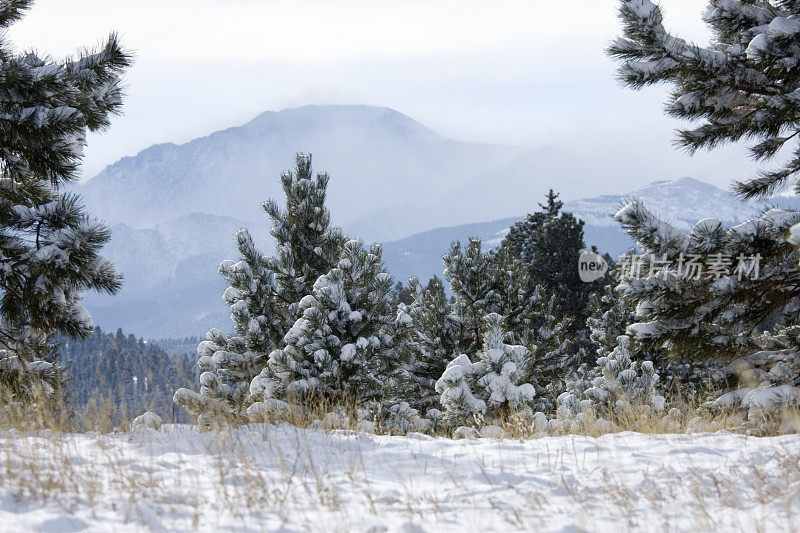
3;386;797;438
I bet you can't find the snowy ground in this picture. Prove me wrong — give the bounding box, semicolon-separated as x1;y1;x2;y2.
1;425;798;532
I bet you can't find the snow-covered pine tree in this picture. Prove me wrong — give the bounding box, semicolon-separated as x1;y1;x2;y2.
401;276;461;413
443;239;535;353
608;2;800;409
265;153;346;325
444;237;575;411
443;238;495;355
521;286;576;412
614;202;800;360
504;189;564;255
435;313;535;426
249;240;402;408
503;190;598;322
0;1;130;401
492;243;577;396
609;0;800;201
175;154;346;422
583;335;665;416
587;268;716;400
587;283;633;360
173;230;280;422
557;335;666;428
491;241;538;337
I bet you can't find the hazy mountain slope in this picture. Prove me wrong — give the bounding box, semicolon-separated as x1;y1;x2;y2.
566;177;756;229
81;213;265;339
346;146;646;242
82;263;230;341
79;105;522;229
95;213;260;292
381;217;518;284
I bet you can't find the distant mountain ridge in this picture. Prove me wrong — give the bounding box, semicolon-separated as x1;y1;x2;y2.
78;104;652;245
566;177;754;229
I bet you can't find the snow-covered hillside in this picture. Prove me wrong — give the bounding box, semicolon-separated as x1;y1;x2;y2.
1;425;798;532
566;177;762;229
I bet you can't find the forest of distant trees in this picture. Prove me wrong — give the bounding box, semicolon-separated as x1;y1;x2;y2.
57;328;198;424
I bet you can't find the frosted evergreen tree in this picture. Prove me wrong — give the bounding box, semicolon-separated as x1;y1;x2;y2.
522;287;576;412
608;1;800;358
443;238;495;355
433;354;485;426
504;190;599;322
587;269;716;400
0;1;130;401
175;154;346;422
614;203;800;359
444;237;574;412
587;283;633;360
443;239;538;353
505;190;564;256
173;230;280;421
265;154;346;324
609;1;800;356
608;1;800;418
583;335;665;416
557;335;666;429
610;0;800;201
435;313;535;426
249;240;402;408
491;241;538;336
401;276;461;413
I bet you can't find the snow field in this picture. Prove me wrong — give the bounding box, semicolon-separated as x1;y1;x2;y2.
1;425;799;532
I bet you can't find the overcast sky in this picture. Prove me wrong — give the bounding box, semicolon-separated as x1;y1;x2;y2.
9;0;761;190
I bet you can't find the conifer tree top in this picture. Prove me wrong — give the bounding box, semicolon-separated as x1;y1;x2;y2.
609;0;800;199
538;189;563;217
0;0;131;186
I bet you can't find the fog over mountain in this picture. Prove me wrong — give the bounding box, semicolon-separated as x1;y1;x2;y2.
74;104;783;339
79;105;522;230
347;146;634;242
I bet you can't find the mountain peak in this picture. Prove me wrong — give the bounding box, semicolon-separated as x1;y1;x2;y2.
642;176;722;191
567;176;757;230
243;104;442;142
